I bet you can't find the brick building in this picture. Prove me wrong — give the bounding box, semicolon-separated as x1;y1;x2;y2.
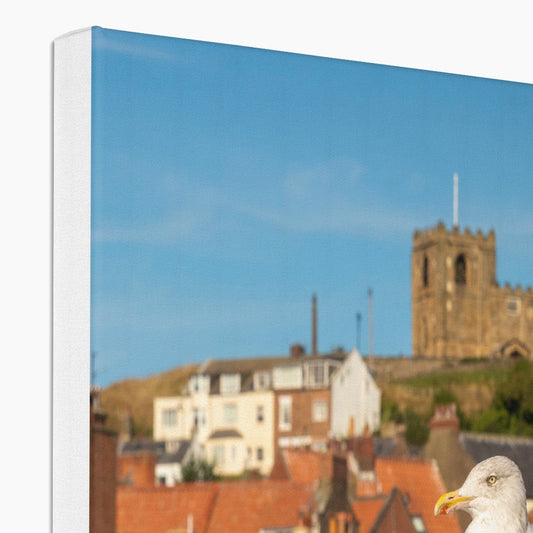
90;388;117;533
412;222;533;359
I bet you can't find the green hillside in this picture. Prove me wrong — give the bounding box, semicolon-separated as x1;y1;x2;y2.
99;364;197;437
98;356;532;439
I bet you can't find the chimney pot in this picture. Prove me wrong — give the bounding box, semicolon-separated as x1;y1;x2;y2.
290;343;306;358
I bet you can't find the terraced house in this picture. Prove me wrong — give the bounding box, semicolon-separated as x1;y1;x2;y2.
153;346;380;481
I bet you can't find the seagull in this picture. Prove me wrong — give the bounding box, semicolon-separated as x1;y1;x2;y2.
434;455;532;533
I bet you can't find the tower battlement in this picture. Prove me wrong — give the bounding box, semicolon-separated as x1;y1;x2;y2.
501;282;533;294
413;221;495;245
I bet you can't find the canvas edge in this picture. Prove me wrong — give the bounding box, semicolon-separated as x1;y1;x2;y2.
52;26;92;533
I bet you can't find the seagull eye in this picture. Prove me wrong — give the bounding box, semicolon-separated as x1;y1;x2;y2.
486;475;497;485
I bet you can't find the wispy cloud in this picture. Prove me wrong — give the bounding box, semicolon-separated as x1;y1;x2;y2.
232;158;420;240
92;158;422;246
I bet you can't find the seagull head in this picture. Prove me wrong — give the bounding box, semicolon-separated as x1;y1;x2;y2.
434;456;529;532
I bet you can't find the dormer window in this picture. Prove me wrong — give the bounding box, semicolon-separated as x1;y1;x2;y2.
273;365;302;390
220;373;240;395
307;361;326;387
189;374;210;394
455;254;466;285
254;371;271;391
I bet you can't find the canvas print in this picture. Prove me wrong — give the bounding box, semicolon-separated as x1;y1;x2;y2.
56;26;533;533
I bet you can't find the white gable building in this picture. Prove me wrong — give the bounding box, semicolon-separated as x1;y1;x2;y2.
330;349;381;438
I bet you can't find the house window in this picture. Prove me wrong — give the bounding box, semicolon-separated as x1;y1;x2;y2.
165;440;180;453
162;408;177;427
257;405;264;423
455;254;466;284
257;447;264;461
213;445;225;465
308;362;325;387
220;373;241;395
254;371;271;390
279;396;292;431
224;403;238;424
312;400;328;422
193;407;206;428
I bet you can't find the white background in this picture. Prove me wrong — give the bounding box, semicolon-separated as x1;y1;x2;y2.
2;1;533;529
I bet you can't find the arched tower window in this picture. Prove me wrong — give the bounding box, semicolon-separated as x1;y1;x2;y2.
422;255;429;287
455;254;466;285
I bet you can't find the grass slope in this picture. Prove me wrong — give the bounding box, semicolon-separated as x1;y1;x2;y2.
99;364;197;437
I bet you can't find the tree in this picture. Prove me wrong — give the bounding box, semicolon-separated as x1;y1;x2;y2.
473;359;533;436
471;408;510;434
381;399;404;425
181;457;217;482
494;359;533;415
404;408;429;447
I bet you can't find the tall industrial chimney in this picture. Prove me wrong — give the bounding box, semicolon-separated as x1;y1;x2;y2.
312;293;318;355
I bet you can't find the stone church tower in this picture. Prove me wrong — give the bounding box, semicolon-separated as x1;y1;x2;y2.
412;222;533;359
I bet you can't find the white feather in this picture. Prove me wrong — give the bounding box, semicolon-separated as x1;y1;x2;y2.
455;456;530;533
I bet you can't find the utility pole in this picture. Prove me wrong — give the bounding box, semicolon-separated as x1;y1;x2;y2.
356;312;362;351
91;351;96;386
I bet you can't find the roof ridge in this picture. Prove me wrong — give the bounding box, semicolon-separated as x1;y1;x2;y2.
460;431;533;444
368;487;399;533
202;485;220;533
376;456;434;464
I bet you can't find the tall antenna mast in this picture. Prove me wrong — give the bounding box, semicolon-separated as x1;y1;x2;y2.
312;293;318;355
453;172;459;228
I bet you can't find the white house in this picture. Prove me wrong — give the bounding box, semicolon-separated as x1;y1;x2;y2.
330;348;381;438
206;389;274;476
153;360;276;477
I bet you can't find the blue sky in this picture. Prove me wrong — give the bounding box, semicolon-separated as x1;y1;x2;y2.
90;27;533;387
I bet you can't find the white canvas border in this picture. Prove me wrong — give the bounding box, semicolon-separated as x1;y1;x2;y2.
53;27;92;533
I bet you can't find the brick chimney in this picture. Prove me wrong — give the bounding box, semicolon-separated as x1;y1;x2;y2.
291;343;306;358
429;403;460;433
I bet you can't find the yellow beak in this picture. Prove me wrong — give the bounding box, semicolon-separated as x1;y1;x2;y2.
434;489;473;516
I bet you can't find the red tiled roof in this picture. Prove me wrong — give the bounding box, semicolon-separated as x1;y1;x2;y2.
206;480;315;533
281;448;333;484
352;496;388;533
116;483;218;533
374;457;462;533
116;480;315;533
